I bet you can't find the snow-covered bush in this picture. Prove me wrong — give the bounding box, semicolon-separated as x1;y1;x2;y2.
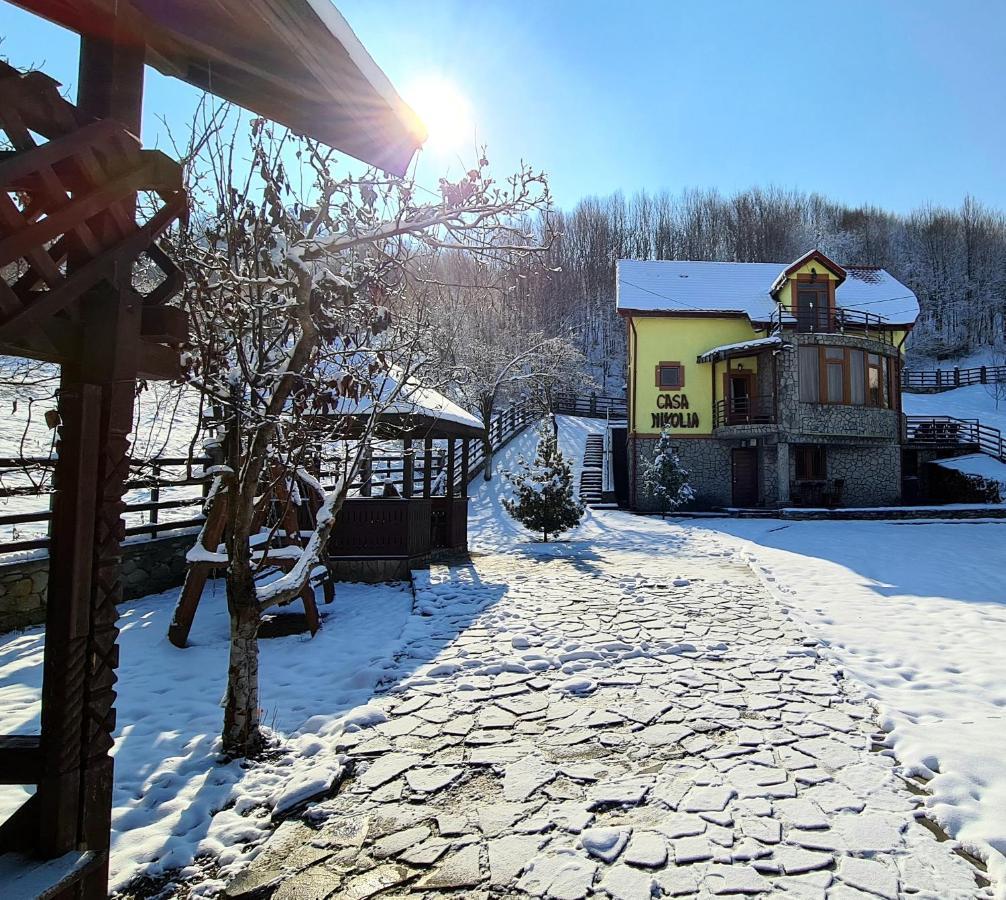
504;418;584;541
642;429;694;516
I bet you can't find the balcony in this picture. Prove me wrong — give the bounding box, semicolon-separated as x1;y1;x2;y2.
771;306;894;344
714;396;776;428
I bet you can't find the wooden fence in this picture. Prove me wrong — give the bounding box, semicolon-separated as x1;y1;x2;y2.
553;392;627;420
0;396;541;557
903;365;1006;391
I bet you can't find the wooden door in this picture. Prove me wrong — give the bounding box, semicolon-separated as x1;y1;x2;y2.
796;284;830;332
731;447;759;507
728;372;754;423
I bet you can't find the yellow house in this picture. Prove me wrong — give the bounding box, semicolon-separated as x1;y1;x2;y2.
617;249;918;509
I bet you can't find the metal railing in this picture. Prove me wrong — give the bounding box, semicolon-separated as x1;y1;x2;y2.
713;396;776;428
771;306;894;343
902;365;1006;392
905;415;1006;462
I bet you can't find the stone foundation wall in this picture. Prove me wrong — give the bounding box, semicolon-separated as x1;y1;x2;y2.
0;531;197;634
818;443;902;506
630;436;734;511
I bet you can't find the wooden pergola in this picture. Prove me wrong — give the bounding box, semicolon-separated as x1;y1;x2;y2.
0;2;423;896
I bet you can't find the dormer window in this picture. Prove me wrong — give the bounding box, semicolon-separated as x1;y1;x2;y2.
655;361;684;389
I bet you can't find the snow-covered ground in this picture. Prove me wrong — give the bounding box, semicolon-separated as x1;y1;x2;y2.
2;413;1006;896
691;517;1006;893
0;579;417;891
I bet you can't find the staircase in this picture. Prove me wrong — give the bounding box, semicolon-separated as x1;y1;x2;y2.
579;434;604;505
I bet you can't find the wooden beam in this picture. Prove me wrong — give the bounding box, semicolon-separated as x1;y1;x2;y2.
140;305;187;345
35;37;146;900
0;192;184;344
401;438;413;498
422;437;433;498
446;437;455;500
460;439;469;499
359;448;372;497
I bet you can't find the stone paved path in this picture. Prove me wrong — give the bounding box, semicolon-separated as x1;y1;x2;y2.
225;544;987;899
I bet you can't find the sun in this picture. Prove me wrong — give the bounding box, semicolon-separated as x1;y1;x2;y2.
402;74;473;157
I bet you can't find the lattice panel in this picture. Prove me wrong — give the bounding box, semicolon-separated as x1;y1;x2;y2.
0;60;185;363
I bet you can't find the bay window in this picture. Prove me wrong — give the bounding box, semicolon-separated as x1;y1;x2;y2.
798;344;893;408
798;347;819;402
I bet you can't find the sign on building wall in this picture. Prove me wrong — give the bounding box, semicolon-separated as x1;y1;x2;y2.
651;393;700;430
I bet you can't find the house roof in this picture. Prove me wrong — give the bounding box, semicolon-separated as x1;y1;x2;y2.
14;0;426;176
616;257;920;326
769;248;846;296
697;335;783;364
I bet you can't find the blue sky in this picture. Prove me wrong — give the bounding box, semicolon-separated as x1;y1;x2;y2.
2;0;1004;212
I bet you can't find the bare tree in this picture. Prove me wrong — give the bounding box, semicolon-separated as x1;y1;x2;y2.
171;110;550;757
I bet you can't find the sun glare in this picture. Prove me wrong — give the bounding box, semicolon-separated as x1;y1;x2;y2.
403;75;473;157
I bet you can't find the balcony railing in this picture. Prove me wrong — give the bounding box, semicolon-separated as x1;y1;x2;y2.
771;306;893;343
714;396;776;428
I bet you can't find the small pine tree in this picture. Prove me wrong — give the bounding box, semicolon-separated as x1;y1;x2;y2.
642;429;694;516
504;418;585;541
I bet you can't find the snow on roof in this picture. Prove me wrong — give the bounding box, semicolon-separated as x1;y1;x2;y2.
769;248;846;295
335;368;482;432
616;258;919;325
697;335;782;363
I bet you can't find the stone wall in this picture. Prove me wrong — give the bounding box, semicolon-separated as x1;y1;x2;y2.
0;531;196;634
630;436;734;510
816;442;902;507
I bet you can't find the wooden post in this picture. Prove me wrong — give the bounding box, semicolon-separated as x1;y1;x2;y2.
422;437;433;498
446;438;456;500
150;462;160;539
461;439;470;498
360;448;372;497
402;438;413;498
36;33;146;895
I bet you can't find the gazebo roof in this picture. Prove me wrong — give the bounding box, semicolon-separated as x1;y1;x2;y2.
13;0;426;175
332;370;484;440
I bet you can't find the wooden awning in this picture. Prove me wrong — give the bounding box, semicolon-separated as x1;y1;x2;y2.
12;0;426;176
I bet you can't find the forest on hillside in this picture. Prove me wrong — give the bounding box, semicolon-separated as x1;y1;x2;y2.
526;188;1006;378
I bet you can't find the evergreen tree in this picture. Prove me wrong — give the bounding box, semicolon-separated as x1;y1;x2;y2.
504;418;585;541
642;429;694;516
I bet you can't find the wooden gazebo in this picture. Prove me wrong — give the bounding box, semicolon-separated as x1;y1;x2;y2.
329;379;484;580
0;2;423;897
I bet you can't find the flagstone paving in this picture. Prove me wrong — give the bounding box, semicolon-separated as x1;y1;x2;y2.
224;546;988;899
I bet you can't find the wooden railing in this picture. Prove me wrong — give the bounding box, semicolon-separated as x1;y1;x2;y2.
902;365;1006;392
0;396;542;557
905;415;1006;462
553;392;627;420
713;396;776;428
770;306;894;344
0;455;212;554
